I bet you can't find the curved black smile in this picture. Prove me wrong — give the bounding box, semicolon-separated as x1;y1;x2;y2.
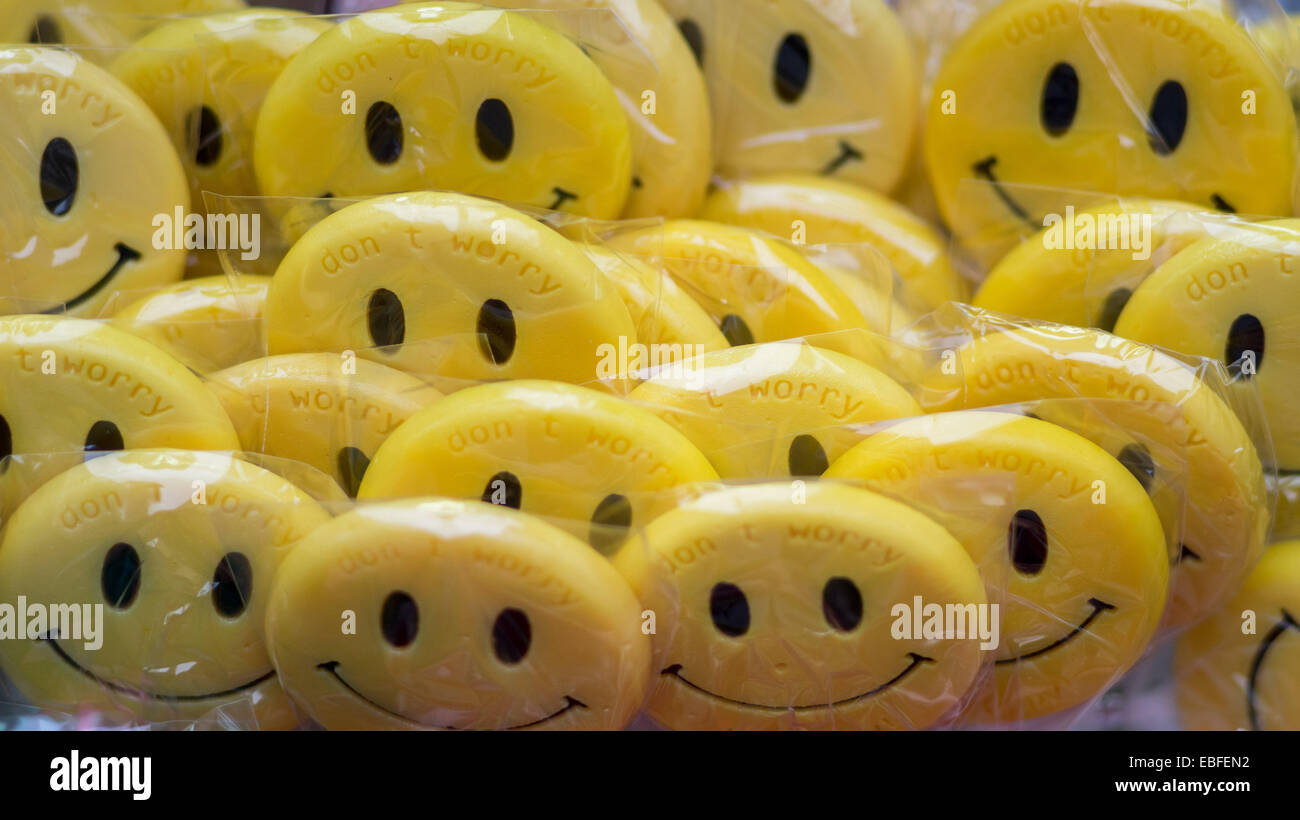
39;242;140;315
44;634;275;702
821;140;864;176
549;187;578;210
972;156;1238;226
1247;609;1298;731
996;597;1116;665
661;652;933;712
317;661;586;729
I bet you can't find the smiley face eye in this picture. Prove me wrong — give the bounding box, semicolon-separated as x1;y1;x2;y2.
84;420;123;459
1009;509;1049;576
365;101;403;165
1225;313;1264;379
1096;287;1132;333
1117;443;1155;493
0;413;11;470
590;493;632;553
481;471;522;509
40;137;78;216
101;543;142;610
719;314;755;347
336;447;371;498
773;33;812;104
491;607;531;664
787;434;829;477
476;299;517;365
475;98;514;162
678;18;704;66
367;288;405;349
822;577;863;632
1148;80;1188;156
28;15;61;44
381;591;418;648
211;552;253;618
1040;62;1079;137
187;105;223;167
709;582;750;637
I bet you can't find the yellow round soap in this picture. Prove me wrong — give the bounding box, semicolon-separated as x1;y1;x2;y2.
254;3;632;220
266;498;651;730
0;449;329;728
208;353;442;499
0;46;188;316
1175;540;1300;730
613;482;987;730
826;412;1169;722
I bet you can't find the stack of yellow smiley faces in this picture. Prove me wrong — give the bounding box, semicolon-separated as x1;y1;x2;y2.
0;0;1295;734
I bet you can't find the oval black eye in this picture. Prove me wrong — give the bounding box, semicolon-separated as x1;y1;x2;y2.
367;288;405;348
187;105;223;167
492;607;531;664
709;582;750;637
381;591;418;648
477;299;516;365
337;447;370;498
475;98;514;162
719;314;755;347
788;434;828;477
590;493;632;553
1225;313;1264;378
1096;287;1132;333
1040;62;1079;137
0;413;11;470
211;552;252;618
1117;443;1155;493
365;101;403;164
822;577;863;631
481;471;522;509
1008;509;1048;575
101;543;141;610
84;420;123;457
29;15;62;43
40;137;78;216
773;33;812;104
1148;80;1188;155
678;18;704;66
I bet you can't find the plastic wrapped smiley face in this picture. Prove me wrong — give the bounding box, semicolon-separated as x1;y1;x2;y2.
0;0;246;52
266;499;651;730
661;0;917;194
1175;540;1300;730
357;380;717;554
0;450;330;728
925;0;1297;255
613;483;987;730
263;192;635;387
0;315;239;523
254;3;632;219
0;47;188;316
826;413;1170;722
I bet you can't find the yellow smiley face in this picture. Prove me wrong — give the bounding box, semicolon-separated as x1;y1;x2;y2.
0;47;188;316
0;449;330;728
613;482;987;730
826;412;1169;722
254;3;632;220
660;0;917;194
0;315;239;523
357;379;717;554
263;192;636;388
0;0;247;53
1175;540;1300;730
925;0;1297;258
1114;218;1300;470
266;498;651;730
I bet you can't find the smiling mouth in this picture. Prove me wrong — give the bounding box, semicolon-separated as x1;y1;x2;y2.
317;661;587;730
549;187;579;210
43;633;275;702
38;242;141;315
996;597;1116;665
1247;609;1298;731
821;140;865;176
972;156;1237;227
661;652;933;712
